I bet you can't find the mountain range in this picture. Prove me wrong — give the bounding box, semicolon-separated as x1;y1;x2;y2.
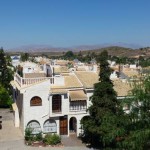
6;42;143;52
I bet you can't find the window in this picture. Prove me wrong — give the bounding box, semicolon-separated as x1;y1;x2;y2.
27;120;41;134
43;119;57;133
52;95;61;112
30;96;42;106
70;100;87;111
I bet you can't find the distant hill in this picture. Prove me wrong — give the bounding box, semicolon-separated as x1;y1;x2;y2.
84;46;135;57
6;42;142;53
84;46;150;58
6;43;150;58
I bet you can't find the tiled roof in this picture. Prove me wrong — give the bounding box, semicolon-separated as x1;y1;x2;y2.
123;70;139;77
51;74;83;89
113;80;132;97
76;68;86;71
54;66;69;74
75;71;99;88
75;71;131;97
55;60;69;66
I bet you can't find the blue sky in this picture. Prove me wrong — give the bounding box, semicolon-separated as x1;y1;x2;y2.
0;0;150;49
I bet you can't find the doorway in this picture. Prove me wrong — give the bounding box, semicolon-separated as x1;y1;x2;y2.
69;117;77;134
60;116;68;135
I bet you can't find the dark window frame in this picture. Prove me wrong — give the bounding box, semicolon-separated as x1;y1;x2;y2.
52;95;61;112
30;96;42;106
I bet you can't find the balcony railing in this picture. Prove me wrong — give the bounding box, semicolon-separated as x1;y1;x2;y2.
14;73;54;87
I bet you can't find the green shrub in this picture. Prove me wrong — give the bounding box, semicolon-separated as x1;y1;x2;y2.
0;85;12;108
35;132;43;141
27;140;32;146
43;133;61;145
25;127;34;141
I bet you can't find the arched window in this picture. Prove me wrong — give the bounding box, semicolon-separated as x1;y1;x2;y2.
43;119;57;133
27;120;41;134
52;95;61;112
30;96;42;106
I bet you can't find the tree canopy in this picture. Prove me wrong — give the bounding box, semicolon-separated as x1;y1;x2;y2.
0;48;13;89
122;76;150;149
0;47;13;107
0;84;12;108
63;51;75;60
21;52;29;62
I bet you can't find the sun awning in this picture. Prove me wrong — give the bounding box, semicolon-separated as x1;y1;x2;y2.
69;90;87;101
51;89;67;94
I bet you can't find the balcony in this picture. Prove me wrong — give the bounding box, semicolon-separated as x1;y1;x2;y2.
14;73;64;87
69;101;87;112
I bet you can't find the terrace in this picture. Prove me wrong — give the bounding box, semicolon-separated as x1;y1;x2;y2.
14;73;64;87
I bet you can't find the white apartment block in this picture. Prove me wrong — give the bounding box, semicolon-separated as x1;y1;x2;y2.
11;61;131;137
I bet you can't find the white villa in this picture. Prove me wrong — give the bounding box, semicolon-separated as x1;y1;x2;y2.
11;61;131;137
11;55;21;67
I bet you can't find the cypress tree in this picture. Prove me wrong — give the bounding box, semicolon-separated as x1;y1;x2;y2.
81;50;126;149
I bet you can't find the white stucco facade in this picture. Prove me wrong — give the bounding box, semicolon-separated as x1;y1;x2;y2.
12;78;91;137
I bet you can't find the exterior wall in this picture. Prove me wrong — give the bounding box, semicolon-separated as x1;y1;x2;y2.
12;87;16;103
53;76;64;85
23;80;50;135
49;94;69;117
45;65;53;77
12;60;20;67
130;64;137;69
18;93;24;133
49;93;89;117
86;90;93;108
12;78;93;137
12;86;24;132
110;71;118;79
43;91;91;136
14;108;19;127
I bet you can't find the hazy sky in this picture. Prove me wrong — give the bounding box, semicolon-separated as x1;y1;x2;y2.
0;0;150;49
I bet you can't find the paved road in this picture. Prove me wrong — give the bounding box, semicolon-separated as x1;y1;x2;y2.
61;134;86;147
0;109;90;150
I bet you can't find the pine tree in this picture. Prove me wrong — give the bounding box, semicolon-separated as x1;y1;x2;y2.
81;50;126;149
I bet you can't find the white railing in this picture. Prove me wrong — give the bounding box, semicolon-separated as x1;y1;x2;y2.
14;73;54;87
